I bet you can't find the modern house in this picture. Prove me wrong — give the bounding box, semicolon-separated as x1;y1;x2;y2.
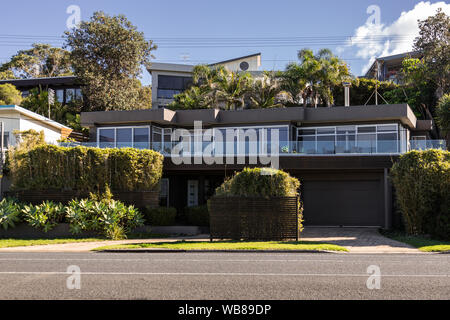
364;52;422;83
80;103;445;229
148;53;262;109
0;76;83;104
0;104;73;150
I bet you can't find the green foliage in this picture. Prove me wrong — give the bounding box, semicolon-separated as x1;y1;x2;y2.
66;198;144;240
144;207;177;226
413;8;450;96
20;89;83;128
22;201;66;233
0;198;23;230
0;84;23;105
0;44;72;79
7;145;164;193
0;70;16;80
65;11;157;111
215;168;300;198
436;94;450;136
186;205;209;226
332;78;397;106
391;150;450;240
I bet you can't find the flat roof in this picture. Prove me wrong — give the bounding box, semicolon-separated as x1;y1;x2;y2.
0;76;79;88
81;104;418;130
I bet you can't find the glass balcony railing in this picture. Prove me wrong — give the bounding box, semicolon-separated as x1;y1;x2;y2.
60;139;447;156
410;140;447;151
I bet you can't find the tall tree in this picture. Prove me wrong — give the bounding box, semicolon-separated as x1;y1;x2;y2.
436;94;450;142
65;11;157;111
413;8;450;98
0;84;23;105
0;44;72;79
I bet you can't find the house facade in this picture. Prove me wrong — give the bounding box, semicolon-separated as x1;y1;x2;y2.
0;105;73;151
0;76;83;105
80;104;445;229
364;52;423;84
147;53;262;109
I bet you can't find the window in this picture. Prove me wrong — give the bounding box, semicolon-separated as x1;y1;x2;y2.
296;124;399;154
1;132;9;149
98;127;149;149
157;75;193;99
56;90;64;103
99;129;115;148
152;126;172;153
116;128;133;148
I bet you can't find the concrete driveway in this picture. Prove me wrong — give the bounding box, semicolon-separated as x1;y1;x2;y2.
300;227;420;253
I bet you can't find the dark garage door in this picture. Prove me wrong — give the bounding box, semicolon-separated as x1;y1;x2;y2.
302;180;383;227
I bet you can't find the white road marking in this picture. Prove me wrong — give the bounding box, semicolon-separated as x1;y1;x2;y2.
0;258;345;263
0;271;448;277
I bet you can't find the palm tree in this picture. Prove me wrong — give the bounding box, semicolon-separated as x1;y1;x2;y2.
248;73;283;108
214;69;253;110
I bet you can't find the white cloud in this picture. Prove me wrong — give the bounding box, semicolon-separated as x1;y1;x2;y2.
342;1;450;75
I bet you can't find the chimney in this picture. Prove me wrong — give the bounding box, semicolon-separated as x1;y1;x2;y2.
343;82;351;107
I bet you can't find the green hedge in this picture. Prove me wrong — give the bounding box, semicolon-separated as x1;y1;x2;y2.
215;167;300;198
144;207;177;226
391;150;450;240
7;145;164;193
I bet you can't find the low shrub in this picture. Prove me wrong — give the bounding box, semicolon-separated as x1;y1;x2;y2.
186;205;209;226
215;167;300;198
22;201;66;233
391;150;450;240
0;198;23;230
144;207;177;226
66;198;144;240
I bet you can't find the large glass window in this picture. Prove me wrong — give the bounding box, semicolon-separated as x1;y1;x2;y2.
157;75;193;99
116;128;133;148
99;129;115;148
98;127;149;149
297;124;399;154
134;128;150;149
152;126;172;153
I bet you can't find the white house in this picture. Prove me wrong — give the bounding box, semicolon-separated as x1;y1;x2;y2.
0;105;72;150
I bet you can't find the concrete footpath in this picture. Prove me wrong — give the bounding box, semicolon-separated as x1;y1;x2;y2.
0;228;423;254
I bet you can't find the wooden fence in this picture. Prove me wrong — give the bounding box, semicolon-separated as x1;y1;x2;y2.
208;196;300;241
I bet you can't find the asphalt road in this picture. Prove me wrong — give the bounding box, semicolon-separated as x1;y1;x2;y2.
0;252;448;300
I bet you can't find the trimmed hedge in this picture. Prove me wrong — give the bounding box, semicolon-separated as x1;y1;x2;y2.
144;207;177;226
215;167;300;198
7;145;164;193
391;150;450;240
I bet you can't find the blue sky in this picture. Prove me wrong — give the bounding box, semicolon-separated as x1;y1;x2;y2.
1;1;449;85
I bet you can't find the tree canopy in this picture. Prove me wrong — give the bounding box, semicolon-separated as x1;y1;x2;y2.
65;11;156;111
0;44;72;79
0;84;23;105
413;8;450;97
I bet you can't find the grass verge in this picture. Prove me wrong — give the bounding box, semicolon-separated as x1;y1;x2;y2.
381;230;450;252
0;238;105;248
93;240;348;252
0;233;167;249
